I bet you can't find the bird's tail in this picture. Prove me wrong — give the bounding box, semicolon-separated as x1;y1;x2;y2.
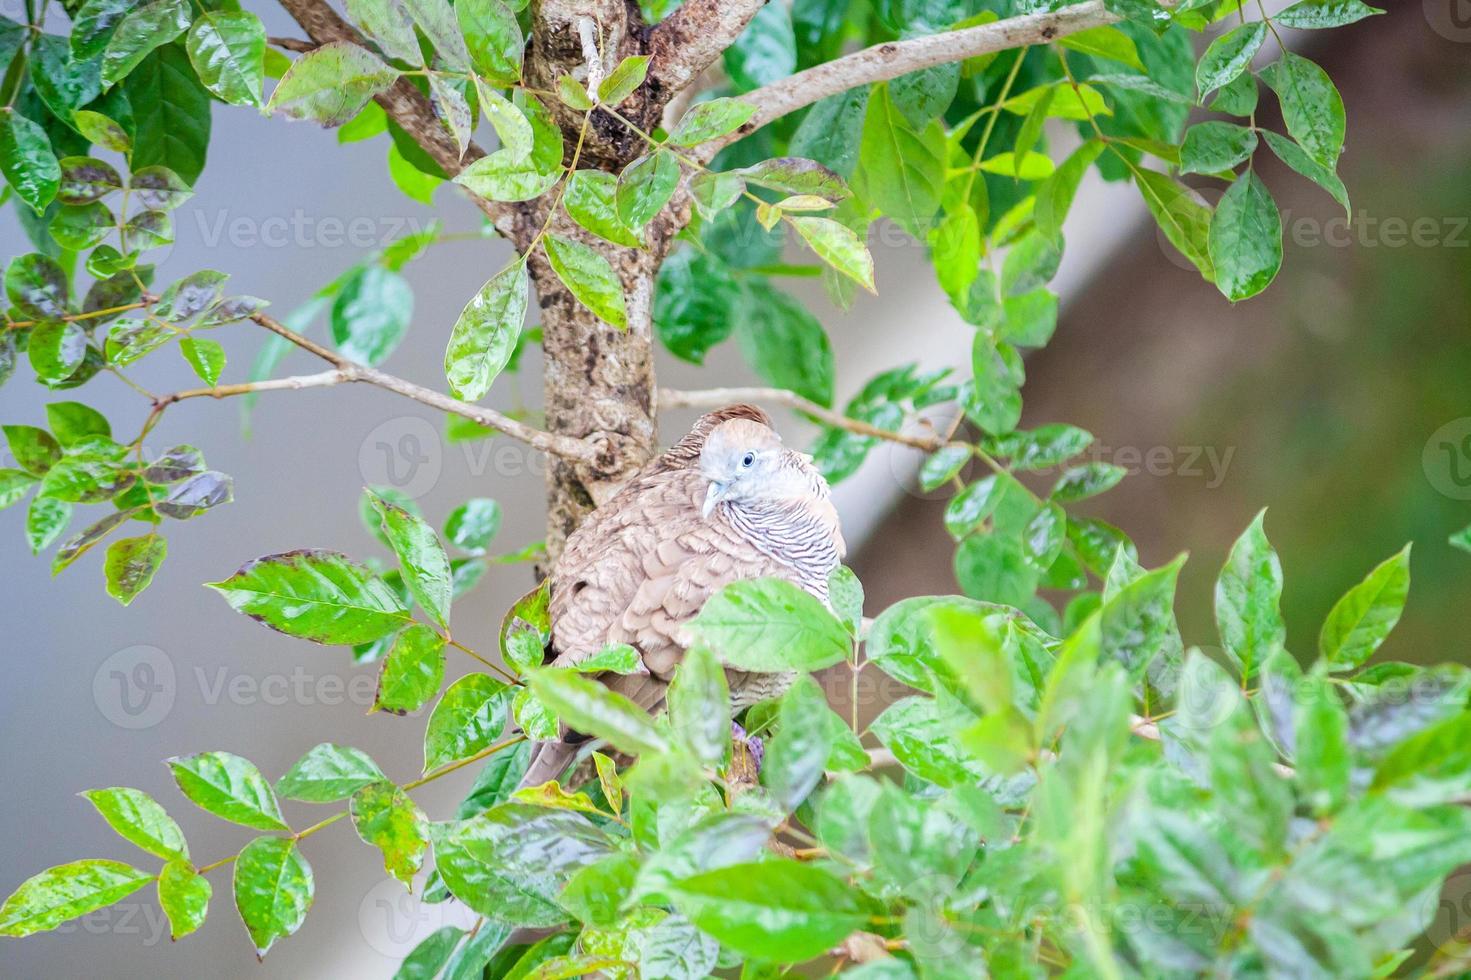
516;740;580;790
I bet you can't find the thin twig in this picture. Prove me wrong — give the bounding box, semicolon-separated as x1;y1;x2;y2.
267;35;317;52
659;386;947;452
699;0;1123;159
146;312;594;460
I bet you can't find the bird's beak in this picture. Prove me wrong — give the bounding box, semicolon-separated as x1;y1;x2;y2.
702;481;726;519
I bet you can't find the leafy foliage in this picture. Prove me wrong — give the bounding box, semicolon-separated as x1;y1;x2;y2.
1;0;1451;976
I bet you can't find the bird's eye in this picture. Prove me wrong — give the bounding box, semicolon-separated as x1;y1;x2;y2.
741;452;755;468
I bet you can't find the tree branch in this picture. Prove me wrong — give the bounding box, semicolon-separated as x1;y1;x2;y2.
274;0;520;234
648;0;767;94
186;312;599;461
698;0;1119;159
659;386;948;452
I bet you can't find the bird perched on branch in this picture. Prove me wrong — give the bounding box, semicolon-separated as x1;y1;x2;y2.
518;404;846;788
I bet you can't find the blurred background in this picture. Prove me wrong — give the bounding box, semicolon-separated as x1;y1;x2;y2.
1;4;1468;977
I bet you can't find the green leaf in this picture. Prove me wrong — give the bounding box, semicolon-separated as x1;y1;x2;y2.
37;453;133;503
1260;52;1345;169
1275;0;1383;29
1194;22;1265;100
857;84;943;238
459;0;523;83
186;11;267;106
1180;121;1258;176
919;444;970;492
737;156;850;200
424;673;511;770
0;859;153;937
368;488;452;627
526;669;667;756
1370;713;1471;806
668;861;865;962
1209;171;1281;301
179;336;225;386
72;109;131;153
666;645;730;766
1294;674;1349;814
556;74;593;111
788;215;873;291
559;851;638;926
375;623;447;714
155;470;232;520
101;0;191;86
157;860;210;940
1134;166;1214;281
457;148;561;206
563;170;642;247
50;201;113;250
206;549;409;645
1261;129;1349;217
81;787;188;860
565;643;640;674
232;836;313;956
0;110;61;214
103;534;167;606
130;163;192;208
48;401;109;448
402;0;472;70
431;803;610;927
7;253;68;318
668;97;757;147
1058;25;1145;72
351;782;429;887
277;743;386;802
1051;461;1125;501
26;496;71;554
31;34;102;123
395;926;466;980
1212;71;1258;117
445;497;502;555
598;54;649;104
733;278;833;405
331;264;413;366
827;565;864;636
3;424;60;476
543;234;626;330
977;150;1054;180
870;695;986;787
616;150;679;230
345;0;420;62
1035;139;1104;240
57;156;122;206
124;45;211;184
1215;509;1285;682
72;0;134;61
762;675;833;810
686;578;849;672
1319;545;1411;671
266;41;399;126
723;1;795;91
0;469;35;512
168;751;288;830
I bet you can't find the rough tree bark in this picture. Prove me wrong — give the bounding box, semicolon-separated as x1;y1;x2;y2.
278;0;1123;560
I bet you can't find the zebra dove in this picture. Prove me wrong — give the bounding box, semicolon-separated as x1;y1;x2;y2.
517;404;846;787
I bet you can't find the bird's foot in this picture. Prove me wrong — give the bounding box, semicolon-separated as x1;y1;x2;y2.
731;721;765;772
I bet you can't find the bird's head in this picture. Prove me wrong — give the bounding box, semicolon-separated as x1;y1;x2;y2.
699;418;793;518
